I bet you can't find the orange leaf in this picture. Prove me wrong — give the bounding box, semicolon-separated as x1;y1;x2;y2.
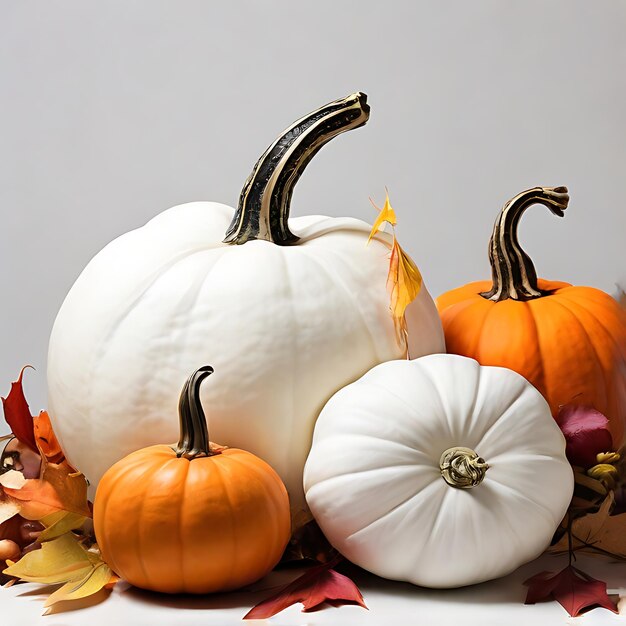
1;367;37;453
367;190;397;243
387;238;423;345
33;412;64;464
244;557;367;619
4;461;91;520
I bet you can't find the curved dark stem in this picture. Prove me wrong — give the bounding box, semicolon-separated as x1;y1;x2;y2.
224;92;370;246
175;365;214;460
480;186;570;302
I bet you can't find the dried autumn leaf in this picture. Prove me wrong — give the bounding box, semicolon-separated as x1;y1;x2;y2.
4;461;91;520
366;191;423;351
524;565;618;617
3;532;93;584
1;367;37;453
367;191;397;243
37;511;87;543
4;532;116;612
33;411;64;463
244;558;367;620
550;493;626;560
44;561;112;609
387;238;423;343
556;405;613;468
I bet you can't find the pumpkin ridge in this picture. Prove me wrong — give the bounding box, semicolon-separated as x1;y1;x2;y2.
279;245;301;497
473;484;525;569
357;378;449;450
518;299;547;397
316;429;432;460
89;246;225;379
460;359;483;442
474;388;531;451
210;457;238;590
545;295;608;407
413;358;457;441
422;485;454;553
106;461;154;581
473;299;502;364
555;291;626;361
220;452;290;566
124;459;161;589
300;248;382;361
347;478;444;542
176;253;231;385
483;473;561;527
175;457;190;593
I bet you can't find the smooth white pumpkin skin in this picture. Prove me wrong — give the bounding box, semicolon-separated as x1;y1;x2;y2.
47;201;444;513
303;354;574;587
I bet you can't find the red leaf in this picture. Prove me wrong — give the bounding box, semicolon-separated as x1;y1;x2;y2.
244;558;367;620
524;565;618;617
555;405;613;468
1;367;37;453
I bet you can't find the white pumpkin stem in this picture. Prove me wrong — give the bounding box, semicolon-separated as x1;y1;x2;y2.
480;186;570;302
440;447;489;489
223;92;370;245
175;366;215;460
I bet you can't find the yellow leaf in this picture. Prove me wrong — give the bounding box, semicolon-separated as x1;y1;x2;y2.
38;511;87;543
3;532;92;584
387;238;423;347
367;190;397;243
44;562;112;608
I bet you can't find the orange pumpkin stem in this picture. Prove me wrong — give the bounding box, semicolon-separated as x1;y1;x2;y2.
480;186;570;302
175;366;215;459
223;92;370;246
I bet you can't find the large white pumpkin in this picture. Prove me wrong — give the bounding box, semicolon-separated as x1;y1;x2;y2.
304;354;574;587
47;93;445;515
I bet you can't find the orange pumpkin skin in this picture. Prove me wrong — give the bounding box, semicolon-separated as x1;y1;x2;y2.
437;187;626;447
93;368;291;594
438;279;626;445
94;444;290;594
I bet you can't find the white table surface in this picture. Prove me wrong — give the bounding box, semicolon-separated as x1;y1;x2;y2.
4;553;626;626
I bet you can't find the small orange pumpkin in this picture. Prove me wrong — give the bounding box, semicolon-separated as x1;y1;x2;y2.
93;366;291;594
436;186;626;446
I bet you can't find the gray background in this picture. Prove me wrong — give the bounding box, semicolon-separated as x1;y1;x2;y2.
1;1;625;431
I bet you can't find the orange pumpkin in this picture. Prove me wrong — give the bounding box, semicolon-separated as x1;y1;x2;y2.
437;186;626;446
93;366;291;594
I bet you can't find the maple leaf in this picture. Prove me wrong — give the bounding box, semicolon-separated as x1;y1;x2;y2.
4;460;91;520
1;367;37;453
3;532;115;613
556;405;613;469
524;565;618;617
243;557;367;620
550;493;626;560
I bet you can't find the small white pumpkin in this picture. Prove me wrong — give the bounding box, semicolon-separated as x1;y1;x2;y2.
46;93;445;515
304;354;574;588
